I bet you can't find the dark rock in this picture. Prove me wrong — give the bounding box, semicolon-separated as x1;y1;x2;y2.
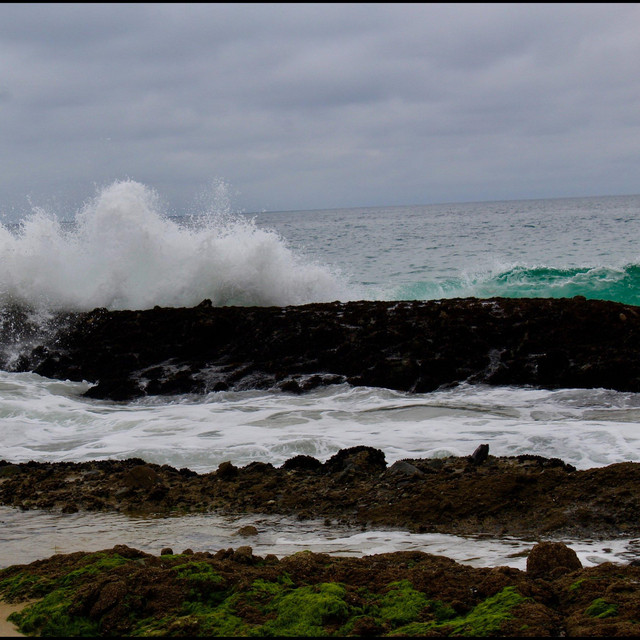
123;465;162;490
216;461;238;479
13;297;640;400
386;460;424;477
232;546;254;563
526;541;583;577
160;547;173;556
281;454;323;471
0;464;21;477
324;446;387;474
470;443;489;465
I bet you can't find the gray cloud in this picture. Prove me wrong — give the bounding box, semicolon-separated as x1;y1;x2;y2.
0;3;639;219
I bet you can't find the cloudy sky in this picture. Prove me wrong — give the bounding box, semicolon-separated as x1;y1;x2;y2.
1;3;639;219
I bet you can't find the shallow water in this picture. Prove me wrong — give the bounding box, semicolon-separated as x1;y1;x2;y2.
0;506;636;571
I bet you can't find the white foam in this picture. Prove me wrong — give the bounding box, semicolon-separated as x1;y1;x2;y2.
1;373;639;472
0;180;351;311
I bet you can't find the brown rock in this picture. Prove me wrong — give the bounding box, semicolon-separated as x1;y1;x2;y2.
235;525;259;537
526;541;582;577
123;465;162;490
216;461;238;479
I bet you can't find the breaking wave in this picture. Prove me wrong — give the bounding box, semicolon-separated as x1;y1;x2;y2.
0;180;352;311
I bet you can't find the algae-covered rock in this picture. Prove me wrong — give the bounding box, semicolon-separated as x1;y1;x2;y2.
3;544;640;637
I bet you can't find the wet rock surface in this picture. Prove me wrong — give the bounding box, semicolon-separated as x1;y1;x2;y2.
1;542;639;636
1;449;638;539
6;296;640;400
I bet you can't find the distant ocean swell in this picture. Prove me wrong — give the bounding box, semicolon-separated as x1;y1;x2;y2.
393;264;640;306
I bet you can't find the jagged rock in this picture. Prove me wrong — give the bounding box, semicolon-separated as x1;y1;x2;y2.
11;297;640;400
470;443;489;464
235;526;259;537
123;465;163;490
216;461;238;479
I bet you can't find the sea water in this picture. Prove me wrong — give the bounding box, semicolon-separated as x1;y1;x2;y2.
1;180;640;567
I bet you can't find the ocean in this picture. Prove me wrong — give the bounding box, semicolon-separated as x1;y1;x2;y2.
2;180;640;568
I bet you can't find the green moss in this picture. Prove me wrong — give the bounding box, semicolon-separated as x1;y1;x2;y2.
585;598;618;619
441;586;528;637
0;572;54;601
569;579;585;592
378;579;431;627
262;582;351;637
8;588;98;637
392;586;527;637
171;561;227;604
58;552;128;587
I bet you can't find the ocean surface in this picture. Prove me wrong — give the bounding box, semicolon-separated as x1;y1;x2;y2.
2;180;640;567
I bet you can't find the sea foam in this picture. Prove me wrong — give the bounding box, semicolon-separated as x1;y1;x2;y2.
0;180;351;311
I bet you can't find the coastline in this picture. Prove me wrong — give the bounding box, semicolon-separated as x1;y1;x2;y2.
2;296;640;635
0;448;637;540
1;542;637;636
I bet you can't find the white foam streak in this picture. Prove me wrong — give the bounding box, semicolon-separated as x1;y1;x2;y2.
0;180;349;310
2;373;640;472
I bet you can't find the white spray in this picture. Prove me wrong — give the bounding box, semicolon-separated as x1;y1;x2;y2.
0;180;351;311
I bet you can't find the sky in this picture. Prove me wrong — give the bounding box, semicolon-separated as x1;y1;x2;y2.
1;3;639;219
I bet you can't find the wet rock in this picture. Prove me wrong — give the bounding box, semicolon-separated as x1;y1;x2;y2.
0;464;21;477
160;547;173;556
526;541;583;578
232;546;254;563
235;525;259;537
281;454;323;471
216;461;238;479
386;460;424;478
123;465;162;490
324;446;387;474
470;443;489;465
16;297;640;400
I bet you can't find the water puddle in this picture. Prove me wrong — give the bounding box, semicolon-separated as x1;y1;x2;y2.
1;506;638;570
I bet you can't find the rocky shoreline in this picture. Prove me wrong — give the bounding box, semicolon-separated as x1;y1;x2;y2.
3;296;640;635
1;447;639;540
4;296;640;400
1;541;638;636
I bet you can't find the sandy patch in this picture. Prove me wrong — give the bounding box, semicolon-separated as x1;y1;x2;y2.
0;600;33;637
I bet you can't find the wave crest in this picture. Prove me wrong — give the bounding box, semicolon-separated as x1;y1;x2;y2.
394;263;640;305
0;180;351;311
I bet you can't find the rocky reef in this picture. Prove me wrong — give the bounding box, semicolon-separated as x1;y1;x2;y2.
1;448;638;539
5;296;640;400
1;541;638;636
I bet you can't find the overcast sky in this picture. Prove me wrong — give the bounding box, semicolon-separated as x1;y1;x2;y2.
1;3;639;219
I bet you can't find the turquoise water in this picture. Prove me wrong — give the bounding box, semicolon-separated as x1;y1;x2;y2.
252;194;640;305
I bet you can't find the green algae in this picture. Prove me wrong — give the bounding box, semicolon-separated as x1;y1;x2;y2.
0;551;531;637
0;572;53;601
58;552;128;586
8;589;98;637
377;579;431;626
585;598;618;619
391;586;528;637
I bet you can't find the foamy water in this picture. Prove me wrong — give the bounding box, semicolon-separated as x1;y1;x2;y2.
1;372;639;472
